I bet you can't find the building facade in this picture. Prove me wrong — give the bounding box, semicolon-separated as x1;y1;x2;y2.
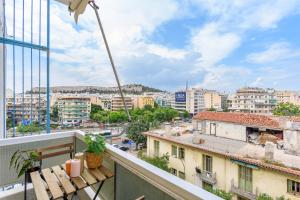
134;96;155;109
146;134;300;200
228;87;277;114
204;91;222;111
57;97;91;125
6;95;46;124
111;96;133;111
275;91;300;106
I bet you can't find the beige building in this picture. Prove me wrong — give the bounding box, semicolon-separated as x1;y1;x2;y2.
111;96;133;111
57;97;91;125
145;113;300;200
134;96;155;109
204;91;222;111
276;91;300;106
228;87;277;114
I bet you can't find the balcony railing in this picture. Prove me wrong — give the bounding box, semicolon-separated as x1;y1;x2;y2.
0;130;221;200
230;179;257;200
199;170;217;185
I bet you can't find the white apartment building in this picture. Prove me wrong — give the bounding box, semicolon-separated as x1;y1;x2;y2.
173;89;205;115
6;94;46;124
275;91;300;106
57;97;91;125
228;87;277;114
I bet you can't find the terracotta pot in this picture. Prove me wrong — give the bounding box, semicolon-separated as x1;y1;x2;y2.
85;152;103;169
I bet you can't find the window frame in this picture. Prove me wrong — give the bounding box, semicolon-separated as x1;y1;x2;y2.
170;168;177;176
288;179;300;195
171;145;178;158
238;165;253;193
178;147;185;159
154;140;160;157
202;154;212;173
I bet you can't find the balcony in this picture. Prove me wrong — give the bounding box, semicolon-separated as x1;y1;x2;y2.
198;170;217;185
0;131;221;200
230;179;257;200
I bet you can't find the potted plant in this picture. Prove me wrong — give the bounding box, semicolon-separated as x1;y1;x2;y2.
9;150;39;182
84;134;106;169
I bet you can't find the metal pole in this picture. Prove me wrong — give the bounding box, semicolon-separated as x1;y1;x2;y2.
46;0;51;133
90;1;131;122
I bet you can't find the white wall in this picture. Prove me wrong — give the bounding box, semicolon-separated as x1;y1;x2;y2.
204;120;247;141
0;0;5;138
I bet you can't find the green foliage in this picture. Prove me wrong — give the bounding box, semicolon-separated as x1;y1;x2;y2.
208;107;217;112
182;110;190;119
10;150;39;178
91;104;103;114
84;134;106;155
204;186;232;200
257;193;291;200
51;105;59;121
127;118;149;149
17;123;42;133
108;111;128;123
272;102;300;116
138;151;170;172
6;118;13;129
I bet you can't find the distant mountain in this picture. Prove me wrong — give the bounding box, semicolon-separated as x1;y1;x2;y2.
29;84;163;95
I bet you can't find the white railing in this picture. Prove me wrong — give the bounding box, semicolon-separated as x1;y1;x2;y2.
0;130;221;200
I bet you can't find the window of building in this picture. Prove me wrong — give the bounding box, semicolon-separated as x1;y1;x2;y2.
154;140;159;157
288;179;300;195
178;148;185;159
170;168;177;176
210;123;216;135
202;155;212;173
179;171;185;179
171;145;177;157
239;165;253;193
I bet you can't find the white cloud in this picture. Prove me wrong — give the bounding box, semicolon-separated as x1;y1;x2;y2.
191;23;240;68
246;42;300;64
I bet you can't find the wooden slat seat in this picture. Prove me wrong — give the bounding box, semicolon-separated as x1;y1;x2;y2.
52;166;76;195
30;171;49;200
99;166;114;178
87;167;106;182
61;164;87;189
42;168;64;199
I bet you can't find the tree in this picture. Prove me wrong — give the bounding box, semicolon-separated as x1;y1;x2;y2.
91;104;103;114
51;105;59;121
138;151;170;172
127;119;148;149
143;104;153;111
182;110;190;119
208;107;217;112
272;103;300;116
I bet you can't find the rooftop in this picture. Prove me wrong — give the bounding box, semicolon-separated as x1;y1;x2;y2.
145;125;300;178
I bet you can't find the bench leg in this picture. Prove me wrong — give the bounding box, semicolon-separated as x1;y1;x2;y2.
93;181;105;200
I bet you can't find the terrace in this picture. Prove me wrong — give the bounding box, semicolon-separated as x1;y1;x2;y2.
0;130;220;200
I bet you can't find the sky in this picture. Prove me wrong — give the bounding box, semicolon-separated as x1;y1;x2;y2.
4;0;300;92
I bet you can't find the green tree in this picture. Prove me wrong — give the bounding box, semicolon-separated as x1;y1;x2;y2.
127;118;148;149
272;103;300;116
91;104;103;114
108;111;128;123
182;110;190;119
208;107;217;112
51;105;59;121
143;104;153;111
204;187;232;200
138;151;170;172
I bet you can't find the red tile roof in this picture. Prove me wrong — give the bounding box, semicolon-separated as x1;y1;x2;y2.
193;112;281;129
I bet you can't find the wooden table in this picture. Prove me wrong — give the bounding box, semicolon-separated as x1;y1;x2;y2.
30;164;114;200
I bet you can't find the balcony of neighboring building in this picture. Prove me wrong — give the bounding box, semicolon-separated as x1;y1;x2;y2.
0;131;221;200
230;179;258;200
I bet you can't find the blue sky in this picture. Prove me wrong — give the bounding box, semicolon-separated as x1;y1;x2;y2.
5;0;300;92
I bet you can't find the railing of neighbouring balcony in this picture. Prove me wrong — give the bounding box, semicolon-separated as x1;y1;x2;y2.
0;0;50;138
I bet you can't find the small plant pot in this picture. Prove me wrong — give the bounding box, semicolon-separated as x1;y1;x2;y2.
85;152;103;169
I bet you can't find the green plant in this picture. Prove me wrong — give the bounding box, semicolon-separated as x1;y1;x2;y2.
204;187;232;200
138;151;170;172
84;134;106;155
10;150;39;178
258;193;273;200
